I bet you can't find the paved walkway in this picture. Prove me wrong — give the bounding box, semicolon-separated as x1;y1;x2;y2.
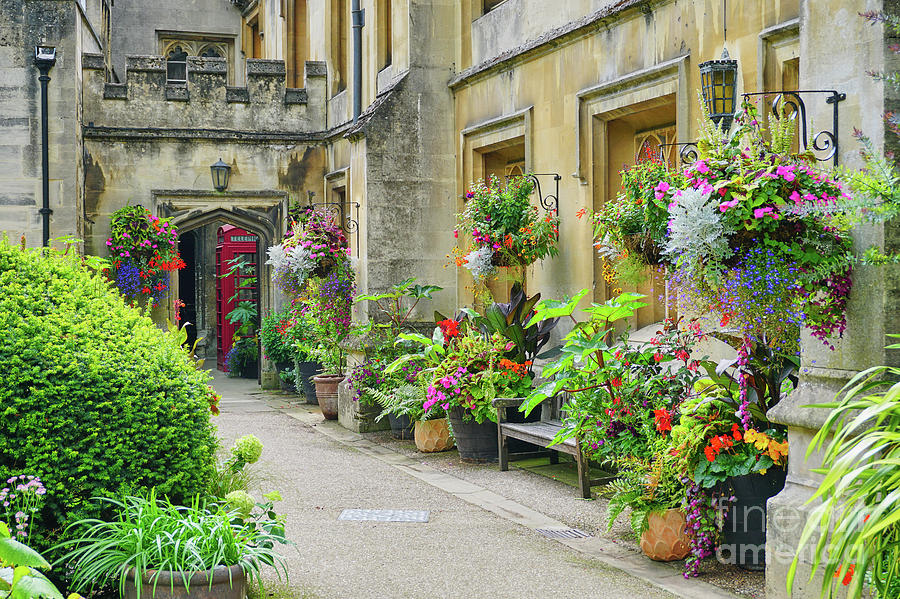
212;372;746;599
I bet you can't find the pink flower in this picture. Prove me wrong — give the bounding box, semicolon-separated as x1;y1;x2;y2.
654;181;670;200
776;165;796;182
790;191;802;205
719;198;739;212
695;161;710;174
753;207;773;219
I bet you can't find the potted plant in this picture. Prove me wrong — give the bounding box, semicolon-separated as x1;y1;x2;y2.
266;208;349;297
372;384;454;452
283;303;321;404
106;206;186;308
607;452;690;562
260;307;297;374
592;153;684;279
55;491;288;599
304;265;355;419
453;174;559;288
224;336;258;379
389;319;533;462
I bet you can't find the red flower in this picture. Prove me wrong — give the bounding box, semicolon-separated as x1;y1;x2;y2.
609;377;622;388
653;351;664;363
141;287;151;294
834;564;855;586
675;349;690;362
720;312;732;327
437;319;460;343
731;423;743;441
576;208;587;219
653;409;672;433
710;436;724;451
704;446;716;462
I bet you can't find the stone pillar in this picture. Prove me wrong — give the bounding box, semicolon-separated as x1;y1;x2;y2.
765;3;900;597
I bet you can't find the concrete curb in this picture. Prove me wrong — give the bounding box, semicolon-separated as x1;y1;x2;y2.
273;400;743;599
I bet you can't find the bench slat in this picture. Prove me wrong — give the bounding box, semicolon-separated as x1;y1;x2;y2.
498;422;577;455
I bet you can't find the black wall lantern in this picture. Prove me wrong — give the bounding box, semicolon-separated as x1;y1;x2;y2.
210;158;231;192
699;48;738;130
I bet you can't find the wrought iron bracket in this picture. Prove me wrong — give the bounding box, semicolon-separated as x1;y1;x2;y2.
309;201;360;247
742;89;846;166
659;142;699;166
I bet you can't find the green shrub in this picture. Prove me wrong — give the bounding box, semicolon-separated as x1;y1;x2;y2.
259;308;295;365
0;240;217;552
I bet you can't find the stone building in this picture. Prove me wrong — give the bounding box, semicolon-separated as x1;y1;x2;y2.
0;0;898;595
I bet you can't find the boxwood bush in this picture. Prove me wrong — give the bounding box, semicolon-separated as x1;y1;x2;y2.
0;239;217;551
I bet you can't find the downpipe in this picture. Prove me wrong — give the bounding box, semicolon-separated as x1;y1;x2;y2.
351;0;364;121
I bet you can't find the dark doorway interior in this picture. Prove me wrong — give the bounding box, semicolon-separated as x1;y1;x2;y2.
178;229;198;349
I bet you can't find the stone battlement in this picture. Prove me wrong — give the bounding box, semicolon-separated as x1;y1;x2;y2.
82;54;326;134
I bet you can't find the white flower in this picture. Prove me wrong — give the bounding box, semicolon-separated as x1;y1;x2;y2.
463;246;496;283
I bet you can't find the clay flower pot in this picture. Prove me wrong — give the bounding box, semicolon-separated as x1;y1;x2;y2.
124;564;245;599
414;418;454;453
313;373;344;420
640;508;690;562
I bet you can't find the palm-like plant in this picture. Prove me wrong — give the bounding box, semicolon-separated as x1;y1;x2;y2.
789;341;900;598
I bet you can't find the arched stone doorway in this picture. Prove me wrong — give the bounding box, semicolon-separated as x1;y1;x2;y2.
151;190;288;383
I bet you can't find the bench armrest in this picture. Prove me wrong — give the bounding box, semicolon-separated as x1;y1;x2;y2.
491;397;528;408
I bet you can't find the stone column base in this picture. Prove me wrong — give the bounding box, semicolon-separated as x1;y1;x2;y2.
337;379;390;433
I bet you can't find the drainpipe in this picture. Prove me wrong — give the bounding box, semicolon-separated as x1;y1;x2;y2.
34;46;57;247
351;0;364;121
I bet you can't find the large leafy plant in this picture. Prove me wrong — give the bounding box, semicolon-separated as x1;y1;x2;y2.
469;283;559;371
0;240;217;554
789;341;900;599
55;491;288;599
0;522;79;599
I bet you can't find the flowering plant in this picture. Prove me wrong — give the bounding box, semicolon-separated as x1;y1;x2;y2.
522;291;704;461
387;319;532;424
0;475;46;541
106;206;185;307
303;260;356;374
665;101;854;349
454;175;559;284
592;154;684;283
267;209;349;297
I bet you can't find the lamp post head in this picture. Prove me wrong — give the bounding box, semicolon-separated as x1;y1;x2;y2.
34;46;56;71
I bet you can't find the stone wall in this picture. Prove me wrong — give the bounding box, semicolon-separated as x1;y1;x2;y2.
109;0;242;84
82;54;327;133
0;0;89;247
346;0;460;320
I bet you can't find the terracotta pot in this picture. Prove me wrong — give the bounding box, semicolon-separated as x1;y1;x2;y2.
640;508;690;562
313;373;344;420
124;564;245;599
414;418;454;453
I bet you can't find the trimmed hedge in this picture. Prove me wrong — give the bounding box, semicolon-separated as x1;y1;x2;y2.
0;240;217;550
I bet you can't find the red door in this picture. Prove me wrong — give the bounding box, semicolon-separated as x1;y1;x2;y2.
216;226;259;371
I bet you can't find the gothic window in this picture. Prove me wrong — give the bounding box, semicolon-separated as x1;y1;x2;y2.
166;46;188;84
634;126;677;166
199;45;223;59
160;37;234;84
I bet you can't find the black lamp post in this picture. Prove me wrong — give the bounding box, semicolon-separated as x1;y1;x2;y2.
210;158;231;192
699;47;738;130
34;45;56;247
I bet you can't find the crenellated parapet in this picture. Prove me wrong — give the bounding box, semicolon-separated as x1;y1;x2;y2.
81;54;327;134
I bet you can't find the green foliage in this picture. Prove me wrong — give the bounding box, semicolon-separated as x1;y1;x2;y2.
371;384;440;423
606;453;686;539
0;522;76;599
0;240;217;553
789;349;900;599
354;277;443;360
260;308;296;364
54;492;288;599
471;283;559;368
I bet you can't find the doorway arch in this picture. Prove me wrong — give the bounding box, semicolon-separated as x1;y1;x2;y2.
152;190;289;382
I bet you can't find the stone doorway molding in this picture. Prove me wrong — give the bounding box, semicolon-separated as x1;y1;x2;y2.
151;189;288;385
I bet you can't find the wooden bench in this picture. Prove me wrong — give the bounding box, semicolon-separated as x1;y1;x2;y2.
492;394;604;499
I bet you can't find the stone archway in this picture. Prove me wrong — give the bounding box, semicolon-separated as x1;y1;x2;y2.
151;190;288;386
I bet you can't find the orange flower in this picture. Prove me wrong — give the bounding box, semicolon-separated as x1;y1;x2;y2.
576;208;587;219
